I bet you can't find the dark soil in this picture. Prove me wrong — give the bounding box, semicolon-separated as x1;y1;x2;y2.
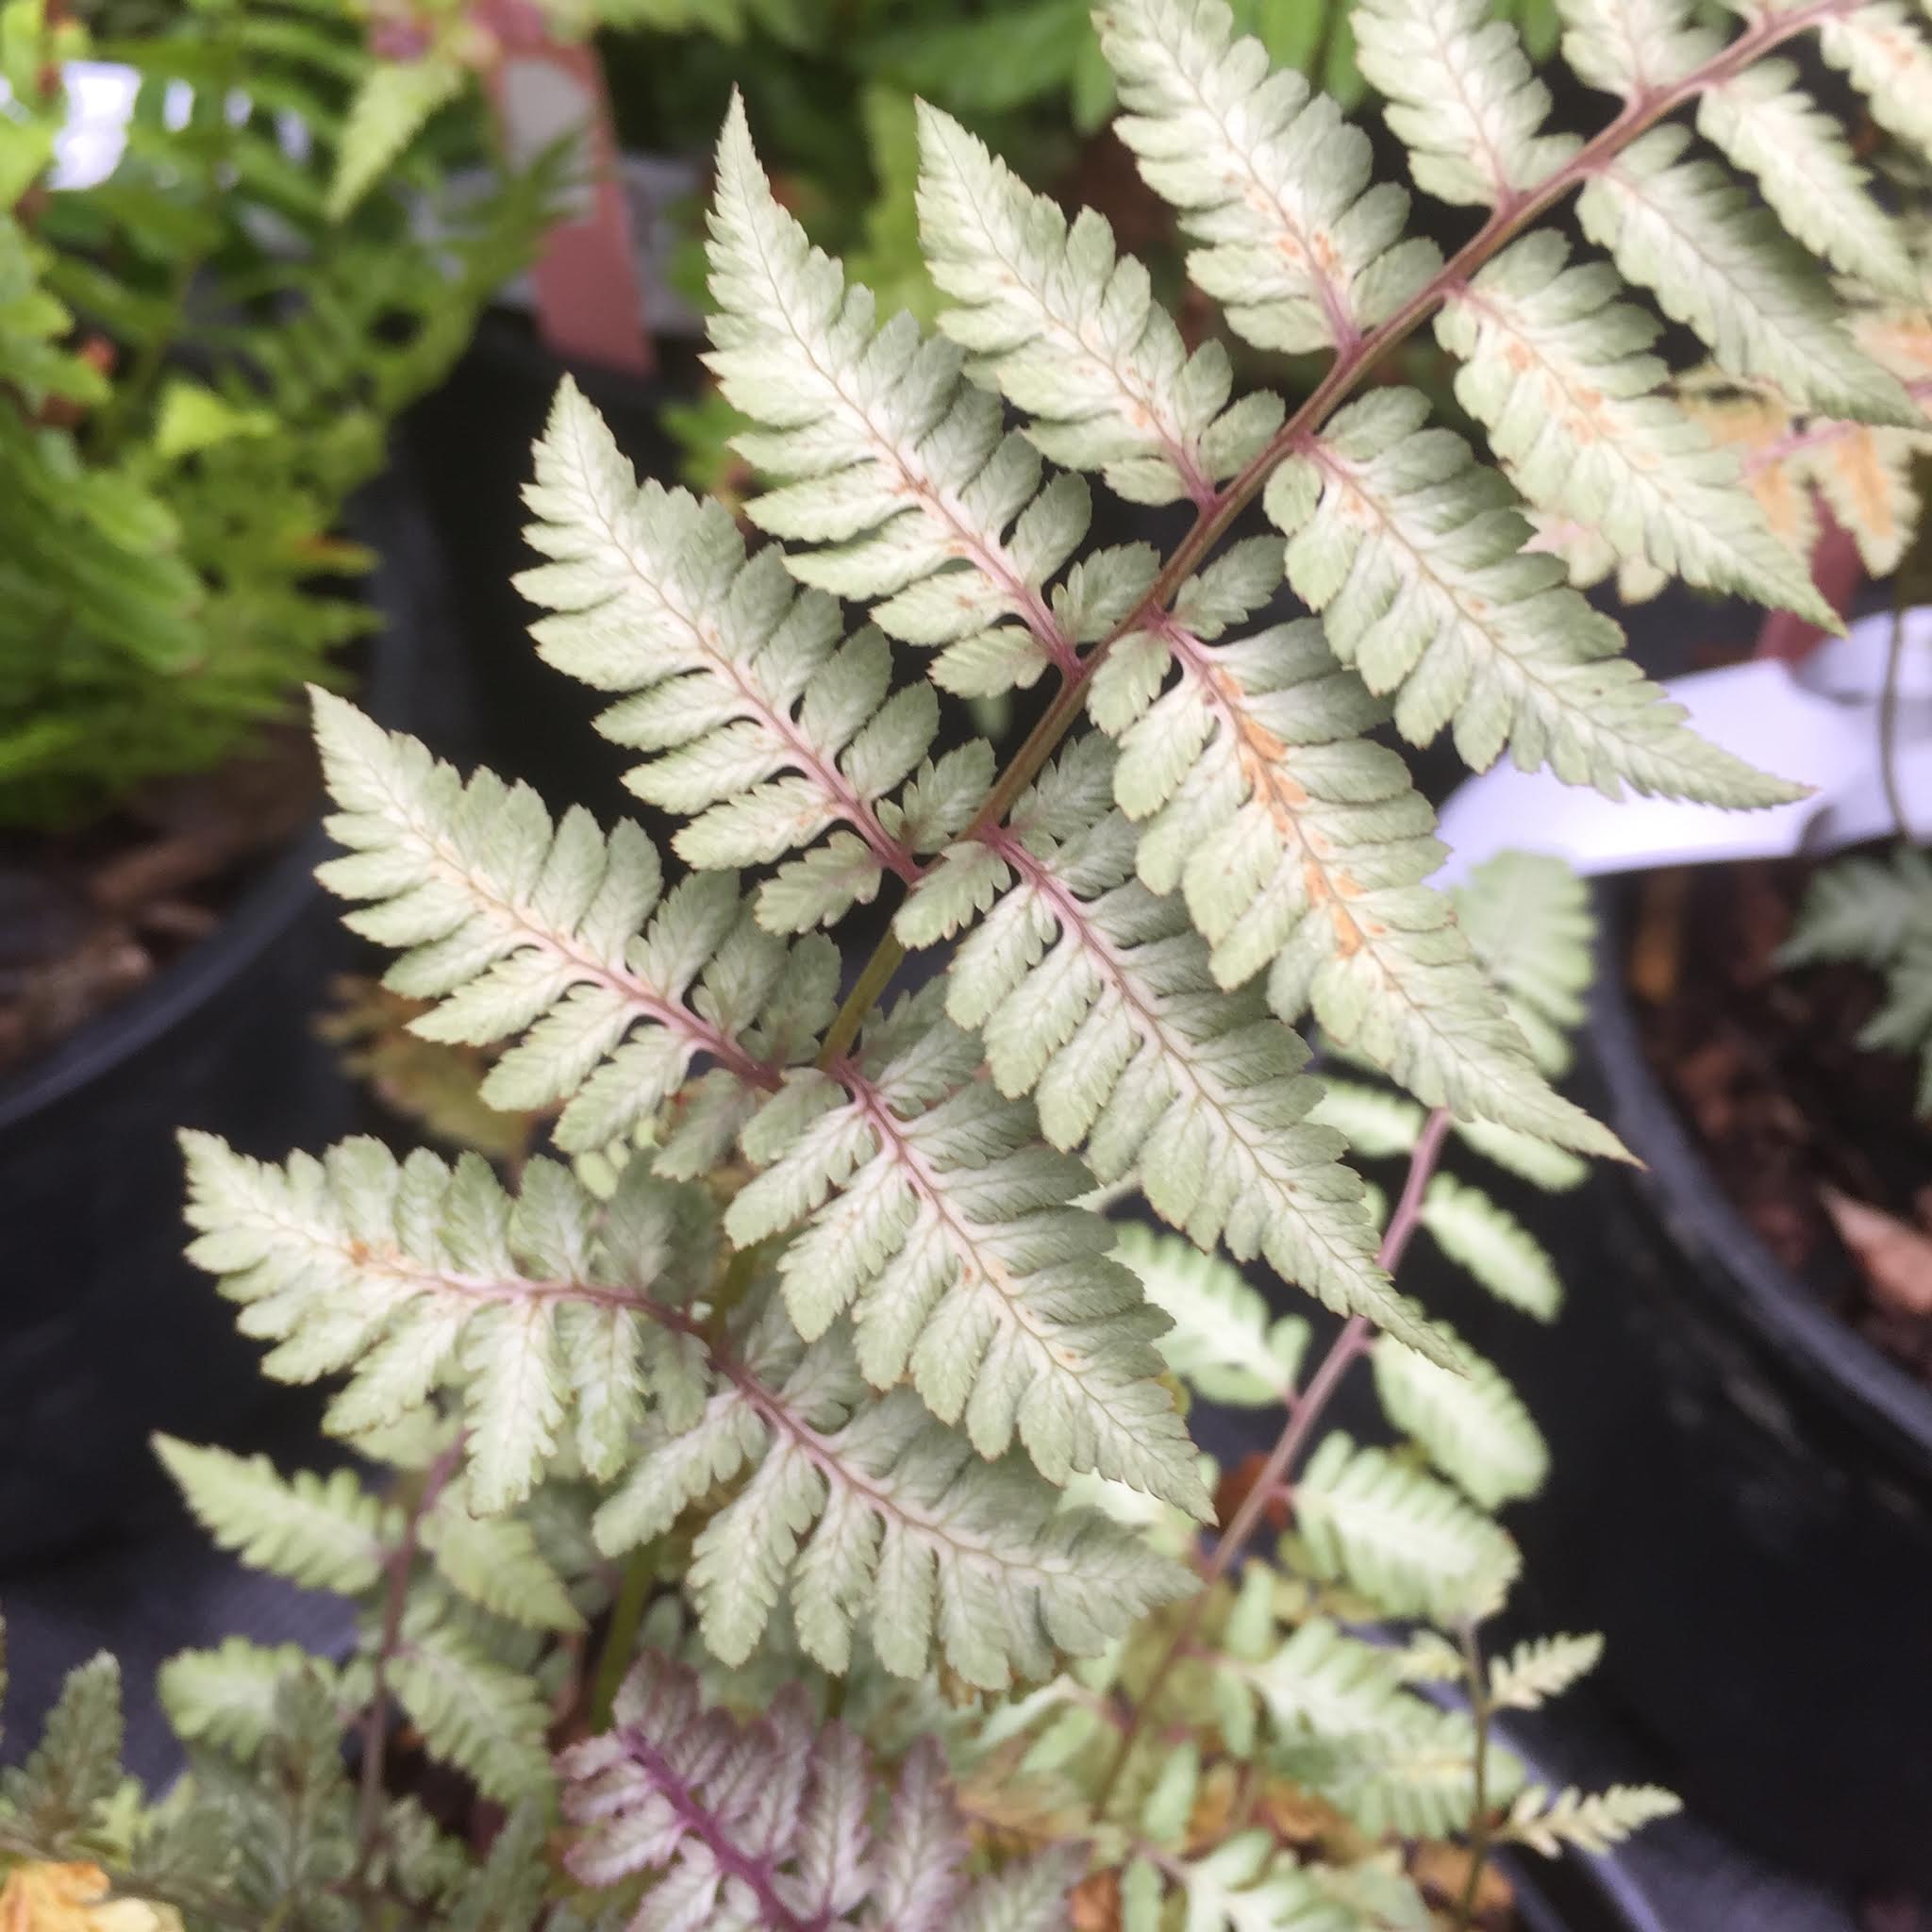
1630;858;1932;1387
0;728;318;1074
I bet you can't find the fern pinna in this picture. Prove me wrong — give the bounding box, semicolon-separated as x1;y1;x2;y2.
8;0;1928;1922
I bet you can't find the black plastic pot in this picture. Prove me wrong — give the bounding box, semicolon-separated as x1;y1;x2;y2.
1438;880;1932;1893
0;469;439;1574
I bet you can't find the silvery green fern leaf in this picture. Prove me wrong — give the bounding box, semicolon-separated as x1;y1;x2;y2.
1097;0;1440;353
1436;232;1835;616
1452;849;1593;1078
1419;1171;1562;1319
517;380;991;933
311;692;836;1151
726;990;1208;1510
895;738;1433;1353
592;1298;1191;1689
561;1653;1079;1928
915;102;1280;506
1820;3;1932;163
1554;0;1706;95
1291;1433;1522;1621
180;1134;716;1507
1112;1223;1308;1404
707;95;1081;698
1086;588;1622;1155
1697;59;1918;297
1354;0;1577;208
1124;1834;1349;1932
159;1641;352;1760
1372;1324;1548;1507
154;1437;396;1595
1280;1706;1523;1840
1579;126;1919;428
1503;1782;1683;1856
1489;1632;1604;1710
389;1603;555;1805
1264;387;1819;792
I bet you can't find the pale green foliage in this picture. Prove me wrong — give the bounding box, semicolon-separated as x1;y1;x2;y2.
1113;1223;1307;1403
1291;1434;1522;1622
311;691;834;1154
916;101;1280;506
330;55;466;220
1489;1631;1605;1710
1373;1325;1549;1507
387;1608;556;1805
1421;1172;1563;1320
423;1479;585;1632
1502;1782;1684;1855
727;987;1210;1505
1097;0;1440;355
593;1288;1193;1690
180;1133;716;1507
561;1652;1078;1929
1452;848;1593;1077
1579;126;1918;428
518;380;991;931
896;738;1429;1353
159;1641;357;1758
1437;234;1840;618
1087;591;1618;1156
1697;59;1919;297
1781;845;1932;1112
707;96;1079;699
1356;0;1576;207
1264;387;1818;797
155;1438;397;1594
1820;4;1932;160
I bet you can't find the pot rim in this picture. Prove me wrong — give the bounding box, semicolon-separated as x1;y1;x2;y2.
1589;874;1932;1483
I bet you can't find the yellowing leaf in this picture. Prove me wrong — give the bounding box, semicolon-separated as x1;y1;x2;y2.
0;1864;181;1932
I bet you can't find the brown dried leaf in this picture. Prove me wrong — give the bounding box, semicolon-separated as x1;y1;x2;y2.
1823;1188;1932;1317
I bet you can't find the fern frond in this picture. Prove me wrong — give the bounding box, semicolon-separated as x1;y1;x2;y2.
0;1658;123;1855
1488;1631;1604;1710
1089;594;1623;1155
1265;387;1823;791
1097;0;1440;354
1820;4;1932;165
1437;233;1836;616
181;1134;718;1507
153;1437;395;1593
389;1604;555;1805
1418;1172;1562;1319
312;693;836;1151
1697;60;1919;297
896;741;1428;1352
1112;1223;1308;1403
1502;1782;1682;1856
707;96;1079;698
159;1641;352;1759
561;1653;1078;1930
1372;1326;1548;1507
727;991;1208;1507
423;1479;586;1632
1781;847;1932;1111
518;382;992;932
1451;849;1592;1078
1224;1615;1421;1741
328;55;465;221
1291;1434;1521;1621
1281;1705;1522;1839
1355;0;1576;208
1579;127;1919;429
916;103;1279;507
1307;1079;1425;1158
1128;1833;1346;1932
1553;0;1706;97
593;1299;1191;1689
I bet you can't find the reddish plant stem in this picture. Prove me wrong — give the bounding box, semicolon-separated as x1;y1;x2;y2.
1094;1107;1455;1811
357;1439;464;1873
